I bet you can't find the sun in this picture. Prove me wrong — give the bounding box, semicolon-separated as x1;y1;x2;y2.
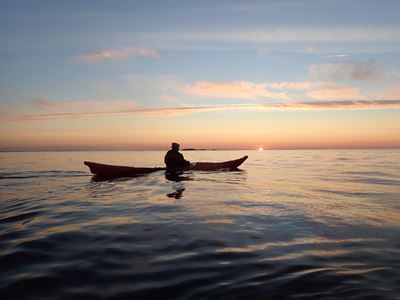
258;147;264;151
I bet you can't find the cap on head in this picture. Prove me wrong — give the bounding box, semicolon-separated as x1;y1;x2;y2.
171;142;180;150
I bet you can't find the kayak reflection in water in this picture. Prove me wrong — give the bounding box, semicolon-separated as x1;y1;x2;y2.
164;142;191;169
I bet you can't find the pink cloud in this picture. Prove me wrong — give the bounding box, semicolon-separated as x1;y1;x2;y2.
3;99;400;121
372;85;400;100
307;87;365;100
183;80;289;100
265;81;329;90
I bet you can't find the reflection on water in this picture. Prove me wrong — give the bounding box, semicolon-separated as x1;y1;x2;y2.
167;187;185;199
165;171;193;182
0;150;399;299
165;171;190;199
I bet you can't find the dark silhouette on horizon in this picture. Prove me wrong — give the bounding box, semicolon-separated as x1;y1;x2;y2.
164;142;191;169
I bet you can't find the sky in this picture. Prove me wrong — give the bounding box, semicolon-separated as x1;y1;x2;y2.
0;0;399;150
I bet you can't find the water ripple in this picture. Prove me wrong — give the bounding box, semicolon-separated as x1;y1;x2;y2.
0;150;399;299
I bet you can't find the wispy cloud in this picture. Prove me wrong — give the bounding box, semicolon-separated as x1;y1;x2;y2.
182;81;289;100
140;26;400;44
372;84;400;100
76;47;161;63
309;60;386;81
274;100;400;110
121;76;322;97
307;87;365;100
322;54;351;59
265;81;328;90
3;99;400;121
24;98;139;116
32;98;58;108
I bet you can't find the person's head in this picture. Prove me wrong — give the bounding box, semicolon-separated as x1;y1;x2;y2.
171;142;180;151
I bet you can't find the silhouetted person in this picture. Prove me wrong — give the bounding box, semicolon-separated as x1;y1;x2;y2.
164;142;190;169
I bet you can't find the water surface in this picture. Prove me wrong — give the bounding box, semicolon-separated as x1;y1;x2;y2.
1;150;399;299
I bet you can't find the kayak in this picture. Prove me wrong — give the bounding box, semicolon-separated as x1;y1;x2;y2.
84;156;248;177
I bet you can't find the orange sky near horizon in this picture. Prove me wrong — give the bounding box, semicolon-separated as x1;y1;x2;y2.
1;108;399;151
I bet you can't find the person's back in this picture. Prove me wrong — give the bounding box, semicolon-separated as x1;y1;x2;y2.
164;143;190;169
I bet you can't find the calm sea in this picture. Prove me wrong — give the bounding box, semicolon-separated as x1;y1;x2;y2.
0;150;399;299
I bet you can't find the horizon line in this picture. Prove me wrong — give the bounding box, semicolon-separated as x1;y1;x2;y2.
1;146;399;153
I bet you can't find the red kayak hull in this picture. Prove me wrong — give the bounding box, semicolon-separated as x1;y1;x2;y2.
84;156;248;177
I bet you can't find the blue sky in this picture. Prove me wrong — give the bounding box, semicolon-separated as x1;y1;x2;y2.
0;0;399;150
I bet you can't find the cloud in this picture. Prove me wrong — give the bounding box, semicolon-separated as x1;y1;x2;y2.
25;99;139;117
122;76;318;98
309;60;386;81
32;98;58;108
140;26;400;44
3;99;400;121
265;81;328;90
322;54;351;59
269;100;400;110
182;81;289;100
372;85;400;100
307;87;365;100
76;47;161;63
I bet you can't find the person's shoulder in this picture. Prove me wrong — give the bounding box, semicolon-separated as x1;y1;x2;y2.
165;149;175;156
